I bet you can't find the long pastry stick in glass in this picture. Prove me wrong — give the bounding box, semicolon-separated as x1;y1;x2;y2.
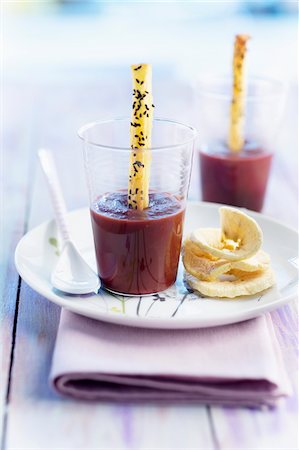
128;64;154;210
228;35;250;153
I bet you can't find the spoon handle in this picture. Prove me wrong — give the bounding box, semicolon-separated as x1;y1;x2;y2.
38;148;71;243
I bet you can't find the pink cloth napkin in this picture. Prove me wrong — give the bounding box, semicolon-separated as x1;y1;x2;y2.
50;311;291;407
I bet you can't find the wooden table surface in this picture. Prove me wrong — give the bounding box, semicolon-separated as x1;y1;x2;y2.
1;76;298;450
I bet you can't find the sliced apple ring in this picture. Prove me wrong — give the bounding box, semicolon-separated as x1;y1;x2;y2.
190;207;263;262
185;267;275;299
182;246;231;281
183;237;218;260
232;250;270;273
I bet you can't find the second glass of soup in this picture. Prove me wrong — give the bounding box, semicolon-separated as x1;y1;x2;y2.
196;76;285;212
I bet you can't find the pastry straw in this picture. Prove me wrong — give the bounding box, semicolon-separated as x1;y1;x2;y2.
128;64;154;210
228;34;250;152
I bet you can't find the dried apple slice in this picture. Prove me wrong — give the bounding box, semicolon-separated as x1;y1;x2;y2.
185;267;275;298
182;244;232;281
232;250;270;272
190;207;262;261
183;237;218;260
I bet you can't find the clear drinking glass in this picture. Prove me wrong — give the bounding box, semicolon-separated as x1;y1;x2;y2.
196;76;286;211
78;118;196;295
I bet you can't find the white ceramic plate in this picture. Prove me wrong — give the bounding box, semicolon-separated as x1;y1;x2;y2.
15;202;298;329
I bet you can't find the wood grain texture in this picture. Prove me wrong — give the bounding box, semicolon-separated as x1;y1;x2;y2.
1;84;41;447
2;77;298;450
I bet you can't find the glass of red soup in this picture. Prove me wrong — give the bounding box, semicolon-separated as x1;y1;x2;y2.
196;76;285;212
78;118;196;295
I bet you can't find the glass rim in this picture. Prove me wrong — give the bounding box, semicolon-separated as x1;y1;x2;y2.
78;117;198;152
196;75;286;102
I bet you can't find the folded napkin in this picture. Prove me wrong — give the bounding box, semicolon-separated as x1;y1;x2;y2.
50;311;291;407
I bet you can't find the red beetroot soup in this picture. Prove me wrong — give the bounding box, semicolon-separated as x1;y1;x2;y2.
90;191;184;295
200;143;272;212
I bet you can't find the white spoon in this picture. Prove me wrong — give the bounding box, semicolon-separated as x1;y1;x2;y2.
38;148;100;295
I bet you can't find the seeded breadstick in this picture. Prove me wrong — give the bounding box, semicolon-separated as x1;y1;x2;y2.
228;34;250;152
128;64;154;210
